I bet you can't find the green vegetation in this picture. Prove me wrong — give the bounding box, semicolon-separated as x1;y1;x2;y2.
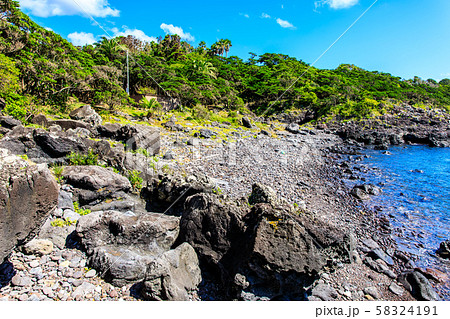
51;218;76;227
73;201;91;216
1;0;450;124
127;170;143;191
67;149;99;166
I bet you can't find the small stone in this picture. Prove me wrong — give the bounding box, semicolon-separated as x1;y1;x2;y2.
72;271;83;279
72;280;83;287
59;260;70;268
72;282;95;299
85;269;97;278
22;239;53;256
343;291;352;299
109;290;119;298
364;287;381;299
27;294;41;301
11;275;32;287
42;287;53;296
365;294;375;301
389;282;404;296
29;260;40;268
19;294;28;301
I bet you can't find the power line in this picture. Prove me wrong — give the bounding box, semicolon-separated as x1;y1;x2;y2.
261;0;379;117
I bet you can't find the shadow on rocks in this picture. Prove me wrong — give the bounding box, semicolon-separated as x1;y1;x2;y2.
0;260;16;288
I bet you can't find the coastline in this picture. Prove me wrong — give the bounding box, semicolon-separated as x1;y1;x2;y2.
0;108;448;301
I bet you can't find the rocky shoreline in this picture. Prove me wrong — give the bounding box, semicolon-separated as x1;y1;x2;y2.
0;104;448;301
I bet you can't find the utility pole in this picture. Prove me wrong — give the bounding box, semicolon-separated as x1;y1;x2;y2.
126;50;130;95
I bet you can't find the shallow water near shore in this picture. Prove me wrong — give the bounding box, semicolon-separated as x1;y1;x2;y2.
361;145;450;298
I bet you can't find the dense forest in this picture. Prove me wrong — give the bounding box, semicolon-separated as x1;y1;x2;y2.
1;0;450;123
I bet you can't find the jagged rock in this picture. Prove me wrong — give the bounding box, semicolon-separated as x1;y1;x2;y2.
351;184;381;200
58;190;74;211
311;284;338;301
97;123;122;138
33;130;86;158
144;173;215;215
69;105;102;126
38;217;76;249
248;183;279;206
141;243;202;300
63;166;131;193
369;248;394;266
198;129;215;139
364;286;381;299
31;114;48;127
389;282;404;296
0;149;59;261
178;191;353;300
436;240;450;259
118;124;160;155
22;239;53;256
398;271;440;301
48;119;91;131
242;117;253;129
0;116;21;129
286;123;300;134
76;210;180;255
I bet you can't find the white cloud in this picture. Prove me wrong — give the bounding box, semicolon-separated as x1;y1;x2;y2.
114;27;157;43
44;27;53;31
261;13;271;19
315;0;359;10
68;31;96;46
18;0;120;18
276;18;295;29
244;14;250;18
160;23;195;42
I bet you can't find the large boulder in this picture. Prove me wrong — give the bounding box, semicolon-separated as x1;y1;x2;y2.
436;240;450;259
141;243;202;301
47;119;91;131
76;210;182;287
398;271;440;301
118;124;160;155
63;165;131;193
33;130;86;158
0;116;21;129
144;173;215;215
178;190;353;300
69;105;102;126
0;148;59;261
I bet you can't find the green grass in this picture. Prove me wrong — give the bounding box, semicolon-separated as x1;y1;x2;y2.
67;149;99;166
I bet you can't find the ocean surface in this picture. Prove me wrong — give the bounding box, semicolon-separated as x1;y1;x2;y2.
360;145;450;298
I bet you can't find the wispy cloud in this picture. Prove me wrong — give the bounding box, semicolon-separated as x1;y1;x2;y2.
239;12;250;18
68;31;96;46
160;23;195;42
261;13;271;19
315;0;359;10
18;0;120;18
276;18;296;29
113;27;157;43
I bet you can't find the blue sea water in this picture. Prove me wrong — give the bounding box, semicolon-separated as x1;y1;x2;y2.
360;145;450;297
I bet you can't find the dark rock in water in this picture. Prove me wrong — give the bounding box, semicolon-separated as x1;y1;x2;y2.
0;149;58;262
242;117;253;129
374;144;388;150
69;105;102;126
0;116;21;129
350;184;381;200
141;242;202;301
285;123;300;134
436;240;450;259
398;271;440;301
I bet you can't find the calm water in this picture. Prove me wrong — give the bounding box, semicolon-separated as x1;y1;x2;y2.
360;145;450;297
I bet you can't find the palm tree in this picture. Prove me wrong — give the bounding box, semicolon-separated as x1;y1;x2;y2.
222;39;232;58
95;37;122;61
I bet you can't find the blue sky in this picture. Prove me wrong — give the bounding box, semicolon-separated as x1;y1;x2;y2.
17;0;450;81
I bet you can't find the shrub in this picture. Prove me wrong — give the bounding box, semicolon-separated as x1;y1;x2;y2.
73;201;91;216
67;149;99;166
128;170;143;191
